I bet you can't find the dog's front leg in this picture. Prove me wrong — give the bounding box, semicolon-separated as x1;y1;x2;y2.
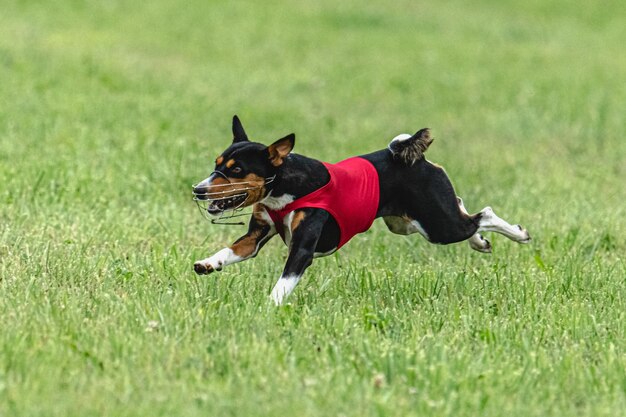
194;209;276;275
270;208;329;305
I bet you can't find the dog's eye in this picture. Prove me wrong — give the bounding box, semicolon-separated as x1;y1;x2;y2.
232;166;242;174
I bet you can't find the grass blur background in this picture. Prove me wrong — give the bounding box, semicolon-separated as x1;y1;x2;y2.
1;1;625;416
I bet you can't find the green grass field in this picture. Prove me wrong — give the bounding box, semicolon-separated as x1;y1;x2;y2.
1;0;625;415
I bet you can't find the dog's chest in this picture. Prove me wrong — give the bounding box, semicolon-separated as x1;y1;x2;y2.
261;193;295;210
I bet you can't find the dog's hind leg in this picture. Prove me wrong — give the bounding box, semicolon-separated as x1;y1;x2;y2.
476;206;531;243
457;197;491;253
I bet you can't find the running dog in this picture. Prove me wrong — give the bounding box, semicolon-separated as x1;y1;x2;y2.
192;116;531;305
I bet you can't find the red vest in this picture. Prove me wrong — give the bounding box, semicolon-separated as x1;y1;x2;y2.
266;157;380;249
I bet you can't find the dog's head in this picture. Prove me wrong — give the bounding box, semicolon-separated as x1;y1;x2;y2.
193;115;294;215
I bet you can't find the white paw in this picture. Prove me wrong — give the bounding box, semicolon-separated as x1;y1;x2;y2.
193;248;235;275
270;275;301;306
469;234;492;253
516;225;531;243
193;258;220;274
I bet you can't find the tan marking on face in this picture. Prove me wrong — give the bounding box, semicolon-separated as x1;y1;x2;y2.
210;177;229;187
238;173;266;205
216;156;224;165
291;210;306;231
205;176;229;198
206;173;267;206
226;159;235;168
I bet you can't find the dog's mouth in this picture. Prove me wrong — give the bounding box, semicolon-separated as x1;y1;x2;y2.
192;174;276;223
192;186;249;216
206;193;248;214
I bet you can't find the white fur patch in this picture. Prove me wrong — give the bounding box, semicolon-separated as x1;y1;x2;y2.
196;248;242;271
467;233;491;252
409;220;429;239
261;192;295;210
478;207;531;243
391;133;412;142
270;274;301;305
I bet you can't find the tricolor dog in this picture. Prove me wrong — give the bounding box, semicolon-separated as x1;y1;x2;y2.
192;116;531;305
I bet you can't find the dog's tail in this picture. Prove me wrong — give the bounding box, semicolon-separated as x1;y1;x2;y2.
387;128;433;165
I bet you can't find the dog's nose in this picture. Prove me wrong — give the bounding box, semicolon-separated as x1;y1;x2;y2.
193;184;210;200
193;177;213;200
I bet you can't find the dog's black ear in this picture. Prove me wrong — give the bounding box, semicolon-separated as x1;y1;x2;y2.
232;115;249;143
267;133;295;166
